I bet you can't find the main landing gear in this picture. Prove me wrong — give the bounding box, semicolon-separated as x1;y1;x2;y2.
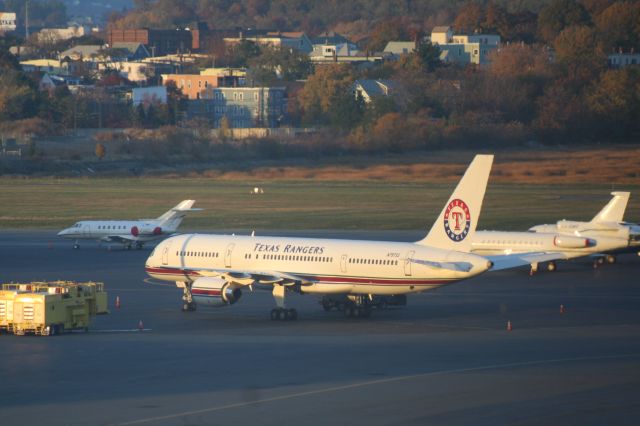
529;261;558;276
73;240;80;250
270;308;297;321
181;282;197;312
270;284;298;321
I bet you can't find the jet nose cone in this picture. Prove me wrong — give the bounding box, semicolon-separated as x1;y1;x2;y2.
57;229;65;236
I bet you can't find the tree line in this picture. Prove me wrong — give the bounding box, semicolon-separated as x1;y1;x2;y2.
1;0;640;156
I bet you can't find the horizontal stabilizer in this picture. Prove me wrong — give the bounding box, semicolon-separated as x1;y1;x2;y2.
488;252;568;271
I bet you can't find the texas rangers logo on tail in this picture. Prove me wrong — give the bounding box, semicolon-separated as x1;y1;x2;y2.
444;199;471;241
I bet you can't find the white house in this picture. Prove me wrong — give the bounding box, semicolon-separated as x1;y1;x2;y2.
430;26;500;65
36;25;91;43
0;12;16;32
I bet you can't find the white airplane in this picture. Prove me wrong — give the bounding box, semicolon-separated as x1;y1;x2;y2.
471;230;624;274
529;191;640;265
57;200;202;250
145;155;495;320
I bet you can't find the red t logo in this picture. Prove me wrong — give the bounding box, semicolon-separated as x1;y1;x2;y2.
451;211;463;230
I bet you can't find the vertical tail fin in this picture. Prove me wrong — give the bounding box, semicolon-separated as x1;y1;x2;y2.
155;200;202;231
590;192;629;223
416;155;494;252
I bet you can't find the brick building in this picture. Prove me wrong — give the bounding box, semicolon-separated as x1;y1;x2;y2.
108;28;193;56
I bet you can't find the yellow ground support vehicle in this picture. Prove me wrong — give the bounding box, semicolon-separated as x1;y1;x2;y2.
0;281;108;336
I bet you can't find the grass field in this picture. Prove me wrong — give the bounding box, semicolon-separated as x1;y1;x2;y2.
1;178;638;231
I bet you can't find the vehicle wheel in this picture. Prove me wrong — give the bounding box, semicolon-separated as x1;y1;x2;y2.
606;255;616;264
289;309;298;321
593;259;600;269
547;262;556;272
597;257;605;265
270;308;280;321
182;303;191;312
282;309;290;321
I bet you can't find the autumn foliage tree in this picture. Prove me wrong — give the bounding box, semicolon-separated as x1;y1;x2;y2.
298;64;362;129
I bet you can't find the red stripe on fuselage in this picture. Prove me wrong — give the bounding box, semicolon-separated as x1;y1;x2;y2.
145;266;451;286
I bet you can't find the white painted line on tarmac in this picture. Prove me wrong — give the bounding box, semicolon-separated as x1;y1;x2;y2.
113;352;640;426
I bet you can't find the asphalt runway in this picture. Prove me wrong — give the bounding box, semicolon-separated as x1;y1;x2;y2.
1;230;640;425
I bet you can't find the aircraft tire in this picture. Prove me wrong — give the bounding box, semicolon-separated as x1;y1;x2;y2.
606;255;616;264
547;262;556;272
270;308;281;321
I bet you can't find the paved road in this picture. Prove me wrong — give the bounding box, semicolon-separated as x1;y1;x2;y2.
1;231;639;425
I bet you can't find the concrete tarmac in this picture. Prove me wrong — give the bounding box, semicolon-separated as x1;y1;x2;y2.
1;231;639;425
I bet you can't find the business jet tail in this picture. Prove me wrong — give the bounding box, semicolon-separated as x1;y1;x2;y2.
590;192;629;224
416;154;494;252
154;200;203;230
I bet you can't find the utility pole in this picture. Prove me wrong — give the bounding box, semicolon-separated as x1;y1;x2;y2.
25;0;30;39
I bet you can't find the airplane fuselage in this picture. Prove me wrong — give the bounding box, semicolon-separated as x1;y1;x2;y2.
58;220;168;243
472;230;626;258
145;234;492;296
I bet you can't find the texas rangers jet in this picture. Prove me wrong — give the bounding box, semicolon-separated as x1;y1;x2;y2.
145;155;495;320
529;191;640;266
58;200;202;249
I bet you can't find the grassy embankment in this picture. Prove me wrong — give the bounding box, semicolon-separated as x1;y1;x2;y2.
2;148;639;230
1;179;638;231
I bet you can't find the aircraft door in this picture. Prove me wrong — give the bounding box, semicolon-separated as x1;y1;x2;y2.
404;250;415;276
340;254;348;273
224;243;235;268
82;224;90;236
162;241;171;265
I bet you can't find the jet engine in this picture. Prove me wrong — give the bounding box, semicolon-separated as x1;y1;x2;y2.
191;277;242;307
131;225;162;236
553;235;595;248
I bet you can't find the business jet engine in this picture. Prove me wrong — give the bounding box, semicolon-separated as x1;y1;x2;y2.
191;277;242;307
553;235;596;248
131;225;162;237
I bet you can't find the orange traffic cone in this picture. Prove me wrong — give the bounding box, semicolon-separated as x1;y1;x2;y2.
560;304;565;314
506;320;513;332
115;296;120;309
138;320;144;331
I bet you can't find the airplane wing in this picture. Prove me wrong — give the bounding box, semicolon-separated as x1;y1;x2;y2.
101;235;138;243
409;258;474;272
183;267;316;286
488;252;569;271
